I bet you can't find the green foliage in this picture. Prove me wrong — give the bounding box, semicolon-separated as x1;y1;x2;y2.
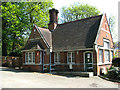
60;2;100;23
112;57;120;67
109;16;117;41
2;2;53;56
109;16;115;32
106;66;120;80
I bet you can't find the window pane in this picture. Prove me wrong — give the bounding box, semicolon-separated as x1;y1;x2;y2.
33;52;35;63
111;51;113;61
54;53;60;63
57;53;60;63
67;52;75;63
29;52;32;63
25;53;28;63
68;58;71;63
67;53;71;63
99;49;103;62
72;52;75;62
104;41;109;49
105;50;110;62
68;54;70;63
40;52;42;64
68;53;71;58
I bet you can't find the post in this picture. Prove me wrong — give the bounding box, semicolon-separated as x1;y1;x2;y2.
49;52;51;73
42;50;44;73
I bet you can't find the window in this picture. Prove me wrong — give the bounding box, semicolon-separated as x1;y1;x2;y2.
99;49;103;63
67;52;75;64
111;51;114;61
25;52;35;64
54;53;60;64
104;41;109;49
105;50;110;62
40;52;42;64
34;29;36;32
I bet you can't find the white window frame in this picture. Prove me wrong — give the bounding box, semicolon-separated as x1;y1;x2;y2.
40;52;42;64
99;49;103;63
54;53;60;64
103;39;110;49
25;52;35;64
67;52;75;64
111;50;114;61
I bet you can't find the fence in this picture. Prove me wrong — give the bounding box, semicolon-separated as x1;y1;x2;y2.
1;56;23;68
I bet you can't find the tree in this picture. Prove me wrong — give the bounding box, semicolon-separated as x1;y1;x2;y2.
2;2;53;56
108;16;117;42
60;2;100;23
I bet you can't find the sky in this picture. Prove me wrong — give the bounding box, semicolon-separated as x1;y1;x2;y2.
52;0;120;42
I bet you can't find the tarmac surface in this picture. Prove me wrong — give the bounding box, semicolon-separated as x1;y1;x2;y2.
0;67;119;88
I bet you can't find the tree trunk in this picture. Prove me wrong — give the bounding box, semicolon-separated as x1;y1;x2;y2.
2;13;8;56
2;41;7;56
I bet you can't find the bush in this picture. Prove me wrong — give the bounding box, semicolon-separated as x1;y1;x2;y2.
112;57;120;67
106;66;120;80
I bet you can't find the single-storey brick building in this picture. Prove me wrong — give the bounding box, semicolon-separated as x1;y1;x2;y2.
22;8;114;75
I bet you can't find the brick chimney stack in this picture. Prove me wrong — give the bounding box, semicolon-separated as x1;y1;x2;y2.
48;8;59;31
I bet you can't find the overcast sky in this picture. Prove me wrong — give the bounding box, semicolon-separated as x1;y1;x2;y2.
52;0;120;42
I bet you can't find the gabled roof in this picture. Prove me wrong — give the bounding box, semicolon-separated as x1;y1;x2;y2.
23;39;44;50
52;15;103;51
23;25;52;51
23;14;103;51
38;27;52;48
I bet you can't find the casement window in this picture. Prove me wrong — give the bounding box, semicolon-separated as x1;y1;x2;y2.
25;52;35;64
40;52;42;64
67;52;75;64
54;53;60;64
105;50;110;62
99;49;103;63
104;41;109;49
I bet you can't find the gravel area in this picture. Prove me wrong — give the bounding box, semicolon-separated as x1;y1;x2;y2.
0;67;118;88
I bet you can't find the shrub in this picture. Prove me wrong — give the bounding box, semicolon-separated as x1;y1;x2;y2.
112;57;120;67
106;66;120;80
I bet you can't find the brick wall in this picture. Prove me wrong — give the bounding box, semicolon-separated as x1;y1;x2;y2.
23;65;42;71
23;51;51;72
97;14;114;48
53;50;94;72
2;56;23;67
96;15;114;75
28;27;41;40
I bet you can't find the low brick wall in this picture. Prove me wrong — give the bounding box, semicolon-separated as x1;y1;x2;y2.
1;56;23;68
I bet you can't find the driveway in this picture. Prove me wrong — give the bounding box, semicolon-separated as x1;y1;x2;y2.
0;67;119;88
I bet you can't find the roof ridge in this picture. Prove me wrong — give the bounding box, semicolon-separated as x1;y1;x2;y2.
58;14;103;26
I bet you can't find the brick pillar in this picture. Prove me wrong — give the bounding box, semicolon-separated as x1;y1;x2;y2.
103;49;105;63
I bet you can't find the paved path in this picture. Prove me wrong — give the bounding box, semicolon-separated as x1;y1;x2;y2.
0;67;118;88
